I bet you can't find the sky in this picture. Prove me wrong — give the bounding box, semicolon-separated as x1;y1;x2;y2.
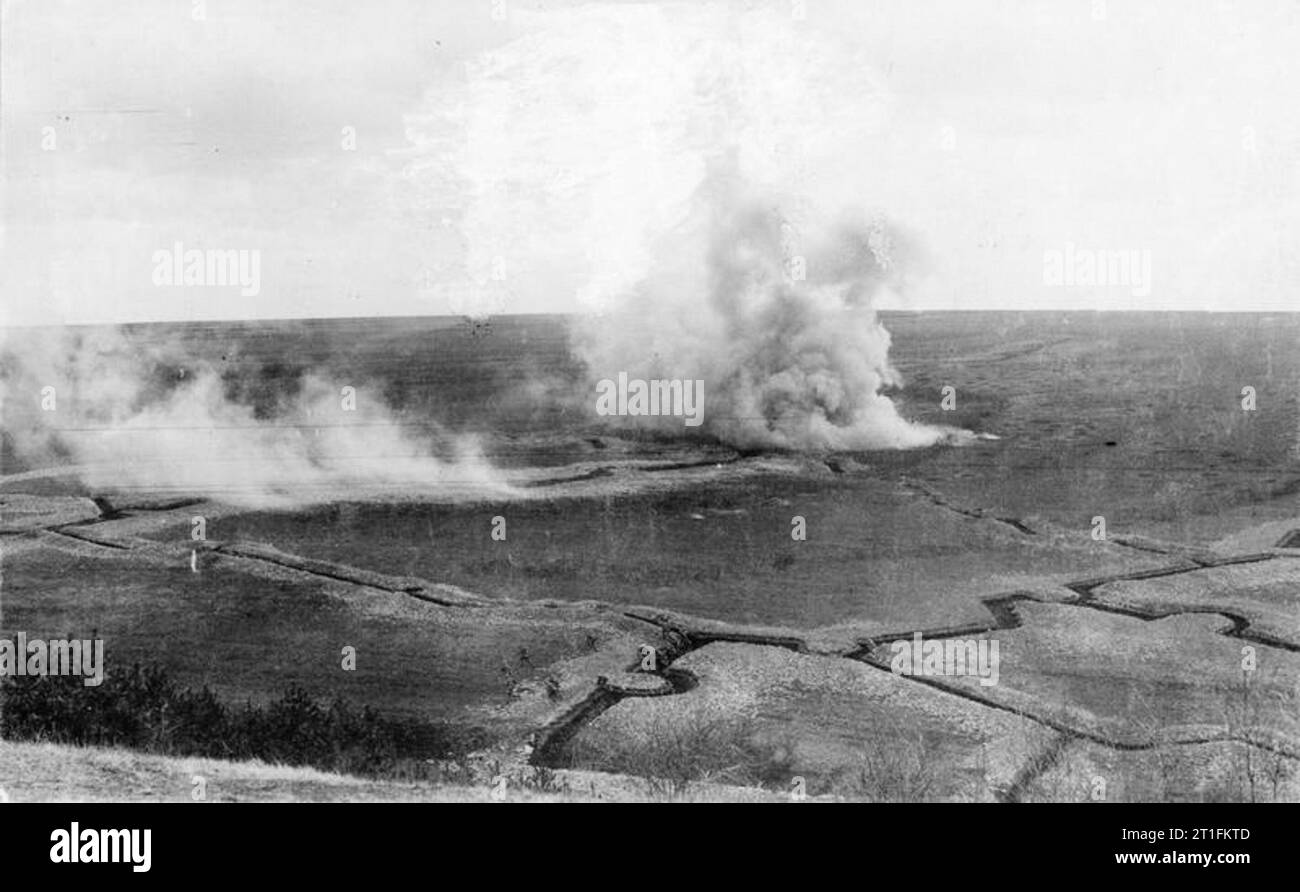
3;0;1299;326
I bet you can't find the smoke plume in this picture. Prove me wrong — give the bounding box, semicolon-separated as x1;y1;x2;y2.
406;2;959;450
577;167;952;449
0;326;507;508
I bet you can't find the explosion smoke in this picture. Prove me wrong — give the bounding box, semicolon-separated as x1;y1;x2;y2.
404;2;960;450
576;165;954;449
0;326;506;508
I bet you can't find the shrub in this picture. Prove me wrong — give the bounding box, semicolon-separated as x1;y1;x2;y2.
563;710;796;796
0;664;491;781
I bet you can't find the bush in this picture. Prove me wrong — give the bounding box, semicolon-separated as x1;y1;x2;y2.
0;664;490;781
564;710;796;796
837;728;943;802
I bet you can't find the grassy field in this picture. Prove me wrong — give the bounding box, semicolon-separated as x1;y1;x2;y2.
163;469;1157;630
5;312;1300;800
886;312;1300;533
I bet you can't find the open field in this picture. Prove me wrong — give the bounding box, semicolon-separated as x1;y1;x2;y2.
4;312;1300;801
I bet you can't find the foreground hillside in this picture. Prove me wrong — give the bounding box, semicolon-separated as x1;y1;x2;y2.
0;740;783;803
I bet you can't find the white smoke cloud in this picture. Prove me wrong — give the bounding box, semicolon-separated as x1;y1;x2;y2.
578;167;955;449
404;1;959;449
0;326;508;508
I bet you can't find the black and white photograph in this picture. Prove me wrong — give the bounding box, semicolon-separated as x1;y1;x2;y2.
0;0;1296;866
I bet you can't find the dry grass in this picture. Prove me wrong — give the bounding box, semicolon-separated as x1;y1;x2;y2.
563;708;797;799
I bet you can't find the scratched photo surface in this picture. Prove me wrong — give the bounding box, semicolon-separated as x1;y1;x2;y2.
2;1;1298;803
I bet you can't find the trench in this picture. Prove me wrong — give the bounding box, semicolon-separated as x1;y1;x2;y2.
26;490;1300;793
531;556;1300;788
1276;530;1300;549
846;556;1300;751
90;497;125;521
518;454;743;490
528;618;700;768
62;495;207;527
43;527;132;550
640;455;743;472
520;467;616;488
1061;553;1298;653
1108;535;1213;563
996;733;1072;803
41;504;482;608
209;542;482;608
117;497;207;513
900;478;1037;536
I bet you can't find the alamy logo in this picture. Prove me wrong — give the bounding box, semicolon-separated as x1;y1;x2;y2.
1042;243;1152;298
152;241;261;296
50;824;151;873
889;633;999;687
0;634;104;686
594;372;704;427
